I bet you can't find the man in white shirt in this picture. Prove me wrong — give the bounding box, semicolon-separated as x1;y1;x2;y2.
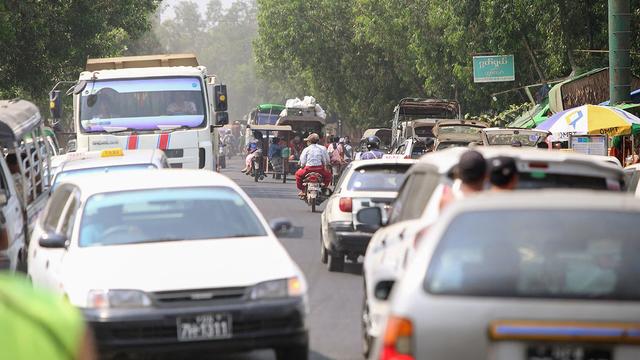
295;133;332;196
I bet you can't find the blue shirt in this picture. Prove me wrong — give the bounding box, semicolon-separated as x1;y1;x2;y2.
268;143;283;158
360;150;384;160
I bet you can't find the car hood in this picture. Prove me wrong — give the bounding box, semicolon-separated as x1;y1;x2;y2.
63;236;299;295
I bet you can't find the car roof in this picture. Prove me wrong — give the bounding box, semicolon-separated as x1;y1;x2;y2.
444;190;640;215
349;158;417;169
417;146;623;174
59;149;163;171
61;169;240;199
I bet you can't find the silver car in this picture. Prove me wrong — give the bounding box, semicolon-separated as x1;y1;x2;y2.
372;190;640;360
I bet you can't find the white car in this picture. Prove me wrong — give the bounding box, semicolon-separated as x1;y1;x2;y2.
51;148;169;190
320;159;415;272
371;190;640;360
360;146;625;356
28;169;309;359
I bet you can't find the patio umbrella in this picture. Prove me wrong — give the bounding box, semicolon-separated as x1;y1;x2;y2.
536;104;640;141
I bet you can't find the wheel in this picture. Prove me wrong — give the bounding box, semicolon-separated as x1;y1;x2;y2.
327;251;344;272
362;295;374;358
310;197;316;213
275;344;309;360
320;229;328;264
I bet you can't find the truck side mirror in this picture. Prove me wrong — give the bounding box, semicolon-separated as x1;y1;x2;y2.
213;84;228;112
215;112;229;127
67;139;77;153
49;90;63;119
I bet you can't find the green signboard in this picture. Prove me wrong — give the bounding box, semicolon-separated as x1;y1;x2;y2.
473;55;515;83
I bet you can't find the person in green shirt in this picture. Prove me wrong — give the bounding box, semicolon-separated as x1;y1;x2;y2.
0;224;96;360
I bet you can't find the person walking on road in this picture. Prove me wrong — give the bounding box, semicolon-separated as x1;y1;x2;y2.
360;136;384;160
489;156;519;191
295;133;332;197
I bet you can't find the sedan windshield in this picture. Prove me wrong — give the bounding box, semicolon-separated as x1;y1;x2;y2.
426;210;640;300
347;165;410;192
79;77;206;132
79;187;267;247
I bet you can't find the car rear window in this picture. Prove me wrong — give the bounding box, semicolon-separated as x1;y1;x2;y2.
518;172;610;190
347;165;410;192
425;210;640;300
79;187;267;247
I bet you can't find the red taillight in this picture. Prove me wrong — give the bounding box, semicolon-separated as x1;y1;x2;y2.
404;155;411;159
339;197;352;212
380;316;414;360
308;175;319;182
528;161;548;169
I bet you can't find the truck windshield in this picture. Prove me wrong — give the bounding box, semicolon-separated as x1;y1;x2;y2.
79;77;206;132
256;112;280;125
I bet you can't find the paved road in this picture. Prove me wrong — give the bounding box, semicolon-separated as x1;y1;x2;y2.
216;158;364;360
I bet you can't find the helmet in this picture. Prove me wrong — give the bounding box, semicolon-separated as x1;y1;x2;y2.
366;136;381;150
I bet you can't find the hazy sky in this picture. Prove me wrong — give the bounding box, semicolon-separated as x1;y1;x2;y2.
162;0;236;19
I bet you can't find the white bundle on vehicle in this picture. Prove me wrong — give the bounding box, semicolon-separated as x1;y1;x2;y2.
282;96;326;119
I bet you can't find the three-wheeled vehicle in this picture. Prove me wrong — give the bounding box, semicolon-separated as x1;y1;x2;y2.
276;107;326;143
0;99;52;271
481;128;551;147
247;124;293;183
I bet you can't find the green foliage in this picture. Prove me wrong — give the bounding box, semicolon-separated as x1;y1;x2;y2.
0;0;160;103
255;0;640;130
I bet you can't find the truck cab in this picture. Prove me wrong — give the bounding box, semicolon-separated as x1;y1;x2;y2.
391;98;461;149
71;54;225;170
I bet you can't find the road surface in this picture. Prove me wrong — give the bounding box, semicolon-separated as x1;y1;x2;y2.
215;158;364;360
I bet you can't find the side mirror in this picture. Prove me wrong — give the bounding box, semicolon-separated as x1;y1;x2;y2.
215;112;229;127
67;139;77;153
356;207;383;233
213;84;228;112
374;280;395;301
269;218;293;236
39;232;67;249
49;90;63;119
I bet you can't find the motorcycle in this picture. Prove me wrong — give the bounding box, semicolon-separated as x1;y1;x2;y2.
302;172;330;212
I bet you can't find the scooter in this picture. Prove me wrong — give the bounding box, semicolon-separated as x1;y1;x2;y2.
302;172;331;212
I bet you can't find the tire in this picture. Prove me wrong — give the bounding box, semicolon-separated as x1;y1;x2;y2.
320;229;328;264
362;295;374;358
275;344;309;360
310;197;316;213
328;251;344;272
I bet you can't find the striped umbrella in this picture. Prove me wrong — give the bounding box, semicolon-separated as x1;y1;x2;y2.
536;104;640;141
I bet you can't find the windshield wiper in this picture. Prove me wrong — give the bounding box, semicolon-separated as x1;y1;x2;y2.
156;124;192;132
102;126;137;134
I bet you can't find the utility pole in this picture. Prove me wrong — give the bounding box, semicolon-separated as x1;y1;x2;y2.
608;0;632;105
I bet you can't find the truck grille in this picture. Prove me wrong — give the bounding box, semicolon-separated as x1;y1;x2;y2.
153;287;247;304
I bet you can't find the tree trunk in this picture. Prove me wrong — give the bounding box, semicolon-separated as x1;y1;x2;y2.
522;33;546;83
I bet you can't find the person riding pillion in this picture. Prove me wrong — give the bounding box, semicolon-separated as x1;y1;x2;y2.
295;133;332;196
360;136;384;160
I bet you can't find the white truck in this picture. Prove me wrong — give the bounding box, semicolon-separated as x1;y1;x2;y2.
0;99;52;271
52;54;227;170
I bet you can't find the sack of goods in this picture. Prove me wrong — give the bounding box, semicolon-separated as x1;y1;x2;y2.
281;96;327;119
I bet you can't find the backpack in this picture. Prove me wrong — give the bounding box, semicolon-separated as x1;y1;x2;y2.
330;143;344;165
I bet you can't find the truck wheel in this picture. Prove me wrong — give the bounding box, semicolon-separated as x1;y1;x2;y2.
328;251;344;272
275;344;308;360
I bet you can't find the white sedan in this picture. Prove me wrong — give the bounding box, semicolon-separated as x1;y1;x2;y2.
28;169;309;359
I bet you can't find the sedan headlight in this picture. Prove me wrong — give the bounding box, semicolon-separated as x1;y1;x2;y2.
249;276;306;300
87;290;152;309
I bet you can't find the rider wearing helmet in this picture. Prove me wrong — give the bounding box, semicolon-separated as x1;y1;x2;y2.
295;133;332;196
360;136;384;160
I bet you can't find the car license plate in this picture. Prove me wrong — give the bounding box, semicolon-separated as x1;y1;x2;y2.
177;313;232;342
527;345;612;360
307;183;320;190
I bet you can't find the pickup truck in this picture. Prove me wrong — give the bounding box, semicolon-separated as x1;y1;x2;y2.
0;99;52;271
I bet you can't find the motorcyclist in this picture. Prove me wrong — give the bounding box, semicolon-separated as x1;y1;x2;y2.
295;133;332;197
360;136;384;160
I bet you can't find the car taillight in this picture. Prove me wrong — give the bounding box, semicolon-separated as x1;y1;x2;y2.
339;197;352;212
380;316;414;360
